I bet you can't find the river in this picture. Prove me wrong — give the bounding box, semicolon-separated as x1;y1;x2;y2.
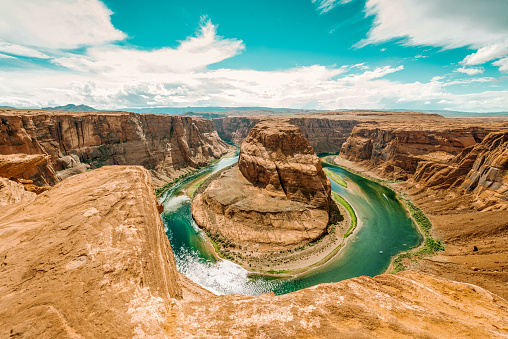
159;154;423;296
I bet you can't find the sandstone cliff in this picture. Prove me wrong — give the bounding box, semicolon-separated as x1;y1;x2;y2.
193;120;331;252
213;115;362;153
177;270;508;338
410;131;508;211
0;108;233;187
0;166;181;338
340;122;496;180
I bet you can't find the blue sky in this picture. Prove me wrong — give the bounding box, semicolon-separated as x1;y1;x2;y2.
0;0;507;112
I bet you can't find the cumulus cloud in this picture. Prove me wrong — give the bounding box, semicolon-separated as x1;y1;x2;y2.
52;18;245;75
0;0;125;49
462;43;508;65
493;57;508;72
344;0;508;71
454;67;484;76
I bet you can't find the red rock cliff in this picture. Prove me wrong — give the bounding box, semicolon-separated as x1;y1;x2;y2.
340;122;494;180
0;108;233;186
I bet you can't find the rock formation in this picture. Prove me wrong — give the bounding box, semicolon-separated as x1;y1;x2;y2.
177;270;508;338
213;115;362;153
1;165;507;337
340;122;496;180
192;120;331;252
0;108;234;187
409;131;508;211
0;166;181;338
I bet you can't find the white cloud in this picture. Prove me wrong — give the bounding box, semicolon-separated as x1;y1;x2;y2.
358;0;508;49
454;67;484;75
0;61;506;112
493;57;508;72
0;53;16;59
346;0;508;71
462;43;508;65
0;40;49;59
0;0;125;49
312;0;353;14
51;18;244;75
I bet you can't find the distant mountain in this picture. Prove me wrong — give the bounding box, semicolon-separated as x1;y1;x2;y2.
42;104;97;112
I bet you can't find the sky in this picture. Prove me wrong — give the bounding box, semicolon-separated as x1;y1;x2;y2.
0;0;507;112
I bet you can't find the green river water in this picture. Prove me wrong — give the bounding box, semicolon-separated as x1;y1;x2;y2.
160;154;423;296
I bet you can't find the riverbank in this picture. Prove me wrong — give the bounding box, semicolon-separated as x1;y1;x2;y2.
323;155;443;274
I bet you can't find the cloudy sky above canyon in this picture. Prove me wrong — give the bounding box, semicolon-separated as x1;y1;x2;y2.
0;0;507;112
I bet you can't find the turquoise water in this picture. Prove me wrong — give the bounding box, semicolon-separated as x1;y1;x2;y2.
160;155;423;296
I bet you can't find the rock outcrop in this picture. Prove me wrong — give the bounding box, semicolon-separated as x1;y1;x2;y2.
0;153;50;178
0;108;233;187
410;131;508;211
177;270;508;338
238;120;331;209
0;166;181;338
213;115;361;153
192;120;331;252
340;123;496;180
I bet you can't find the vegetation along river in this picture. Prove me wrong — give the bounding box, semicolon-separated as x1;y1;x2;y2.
160;153;423;296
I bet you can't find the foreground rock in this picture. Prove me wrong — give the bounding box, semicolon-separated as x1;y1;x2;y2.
177;270;508;338
0;108;234;187
0;166;181;338
193;120;331;252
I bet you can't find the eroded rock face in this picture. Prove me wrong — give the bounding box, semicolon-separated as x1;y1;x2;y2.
193;120;331;252
0;153;50;178
0;166;181;338
213;116;361;153
0;109;233;187
238;120;331;209
340;123;494;180
410;131;508;211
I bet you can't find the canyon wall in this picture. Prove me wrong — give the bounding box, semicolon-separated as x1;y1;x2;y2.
0;166;181;338
213;116;362;153
0;109;233;187
340;123;496;180
410;131;508;211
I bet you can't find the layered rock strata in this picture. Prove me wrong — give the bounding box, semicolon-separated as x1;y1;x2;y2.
410;131;508;211
0;108;233;187
0;166;181;338
193;120;331;252
340;123;496;180
213;115;362;153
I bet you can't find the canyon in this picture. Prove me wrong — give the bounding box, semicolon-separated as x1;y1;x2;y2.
0;156;507;337
1;108;508;337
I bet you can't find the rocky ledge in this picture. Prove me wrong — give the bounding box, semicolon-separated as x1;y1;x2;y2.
192;120;331;253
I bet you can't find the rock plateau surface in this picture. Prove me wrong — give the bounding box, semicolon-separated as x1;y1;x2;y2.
192;120;331;252
0;166;181;338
